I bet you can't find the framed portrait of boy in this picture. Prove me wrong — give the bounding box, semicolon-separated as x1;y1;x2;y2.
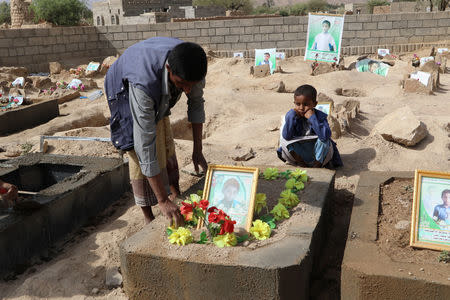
202;165;259;231
316;101;333;116
410;170;450;251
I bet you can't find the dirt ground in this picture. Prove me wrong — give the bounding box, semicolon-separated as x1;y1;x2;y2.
0;47;449;299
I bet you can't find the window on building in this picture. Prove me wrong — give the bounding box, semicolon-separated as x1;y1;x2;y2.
118;9;120;14
356;9;361;14
102;16;105;26
97;16;101;26
111;15;115;25
116;15;120;25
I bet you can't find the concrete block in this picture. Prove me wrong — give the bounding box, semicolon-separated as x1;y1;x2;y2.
148;23;167;31
261;41;275;48
416;12;433;19
348;23;363;30
113;32;127;41
254;18;269;26
142;31;157;39
39;45;53;54
210;20;224;28
123;40;138;48
78;42;86;50
291;40;305;47
386;29;400;37
379;37;394;44
223;19;240;27
194;21;210;29
239;18;254;26
19;29;36;37
28;37;43;46
345;15;357;22
231;43;246;50
225;35;239;43
122;25;137;32
268;33;283;41
34;28;50;37
370;30;385;38
24;46;39;56
195;36;210;44
365;38;380;45
407;20;423;28
172;29;186;38
87;33;99;42
111;40;123;49
409;36;424;43
415;28;432;36
283;16;299;25
186;29;201;37
349;38;364;46
128;32;142;40
422;19;438;27
392;20;408;29
165;23;181;30
269;17;284;25
260;25;274;34
216;43;231;50
424;35;438;43
356;31;370;38
437;18;450;27
230;27;245;35
239;34;254;42
210;36;224;43
372;14;387;22
247;42;263;49
378;21;392;30
13;38;27;47
277;40;291;48
288;25;302;32
284;32;298;40
356;14;372;22
156;31;172;37
215;27;230;35
400;28;415;37
386;13;402;21
83;27;96;34
363;22;377;30
108;25;123;33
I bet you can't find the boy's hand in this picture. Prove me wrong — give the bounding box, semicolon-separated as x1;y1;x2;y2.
304;108;315;119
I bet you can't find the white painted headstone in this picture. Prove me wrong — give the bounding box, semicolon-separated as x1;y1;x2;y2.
377;49;390;57
410;71;431;87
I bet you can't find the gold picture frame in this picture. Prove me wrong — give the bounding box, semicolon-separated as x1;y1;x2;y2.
410;169;450;251
199;164;259;232
316;101;333;116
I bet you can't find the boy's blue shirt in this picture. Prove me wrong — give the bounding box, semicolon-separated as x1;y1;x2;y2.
282;109;331;142
280;108;343;167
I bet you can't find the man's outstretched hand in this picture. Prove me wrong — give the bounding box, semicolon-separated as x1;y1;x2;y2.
192;150;207;174
159;199;185;228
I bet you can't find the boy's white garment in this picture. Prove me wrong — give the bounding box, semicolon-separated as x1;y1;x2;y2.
313;32;336;52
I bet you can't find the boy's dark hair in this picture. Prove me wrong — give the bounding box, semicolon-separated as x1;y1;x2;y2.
294;84;317;102
264;52;270;56
442;189;450;199
168;42;207;81
322;20;331;27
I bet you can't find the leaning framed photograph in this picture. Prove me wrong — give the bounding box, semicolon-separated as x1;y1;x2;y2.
316;101;333;116
410;170;450;251
201;165;259;232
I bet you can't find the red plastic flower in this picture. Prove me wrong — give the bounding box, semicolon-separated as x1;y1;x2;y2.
208;212;219;223
217;209;227;222
180;201;196;221
207;206;217;213
220;219;236;235
199;199;209;210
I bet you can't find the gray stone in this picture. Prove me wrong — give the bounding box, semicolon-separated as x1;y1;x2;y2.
374;106;428;147
105;266;123;288
49;62;62;75
394;220;410;230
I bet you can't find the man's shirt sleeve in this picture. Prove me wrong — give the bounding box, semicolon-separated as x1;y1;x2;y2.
129;85;160;177
186;79;206;123
308;112;331;142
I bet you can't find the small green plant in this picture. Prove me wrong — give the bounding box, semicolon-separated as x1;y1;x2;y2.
438;250;450;263
262;168;279;180
21;142;33;154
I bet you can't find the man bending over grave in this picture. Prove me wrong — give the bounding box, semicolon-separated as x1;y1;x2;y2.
277;84;342;168
0;179;18;209
105;37;208;226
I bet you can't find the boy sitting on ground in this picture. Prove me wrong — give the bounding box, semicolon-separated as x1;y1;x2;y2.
277;84;342;168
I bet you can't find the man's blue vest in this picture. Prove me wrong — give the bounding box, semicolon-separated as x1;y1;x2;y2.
104;37;183;150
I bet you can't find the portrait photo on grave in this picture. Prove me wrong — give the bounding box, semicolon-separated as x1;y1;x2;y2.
255;48;276;74
203;165;259;231
316;101;333;115
410;170;450;251
305;13;344;63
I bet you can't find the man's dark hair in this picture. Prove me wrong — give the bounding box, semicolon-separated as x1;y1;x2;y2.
322;20;331;27
264;52;270;56
294;84;317;102
168;42;207;81
442;189;450;199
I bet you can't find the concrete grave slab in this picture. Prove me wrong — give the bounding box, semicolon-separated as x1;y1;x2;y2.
341;171;450;300
0;154;129;277
0;99;59;135
120;167;335;300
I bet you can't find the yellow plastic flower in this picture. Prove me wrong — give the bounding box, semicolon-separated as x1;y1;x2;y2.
254;193;267;214
290;169;308;183
249;220;271;240
213;233;237;247
168;227;193;246
270;203;290;221
278;189;300;208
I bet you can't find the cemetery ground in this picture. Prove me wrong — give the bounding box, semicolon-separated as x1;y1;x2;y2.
0;47;449;299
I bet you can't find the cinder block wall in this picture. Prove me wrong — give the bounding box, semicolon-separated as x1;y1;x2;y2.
1;11;450;72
